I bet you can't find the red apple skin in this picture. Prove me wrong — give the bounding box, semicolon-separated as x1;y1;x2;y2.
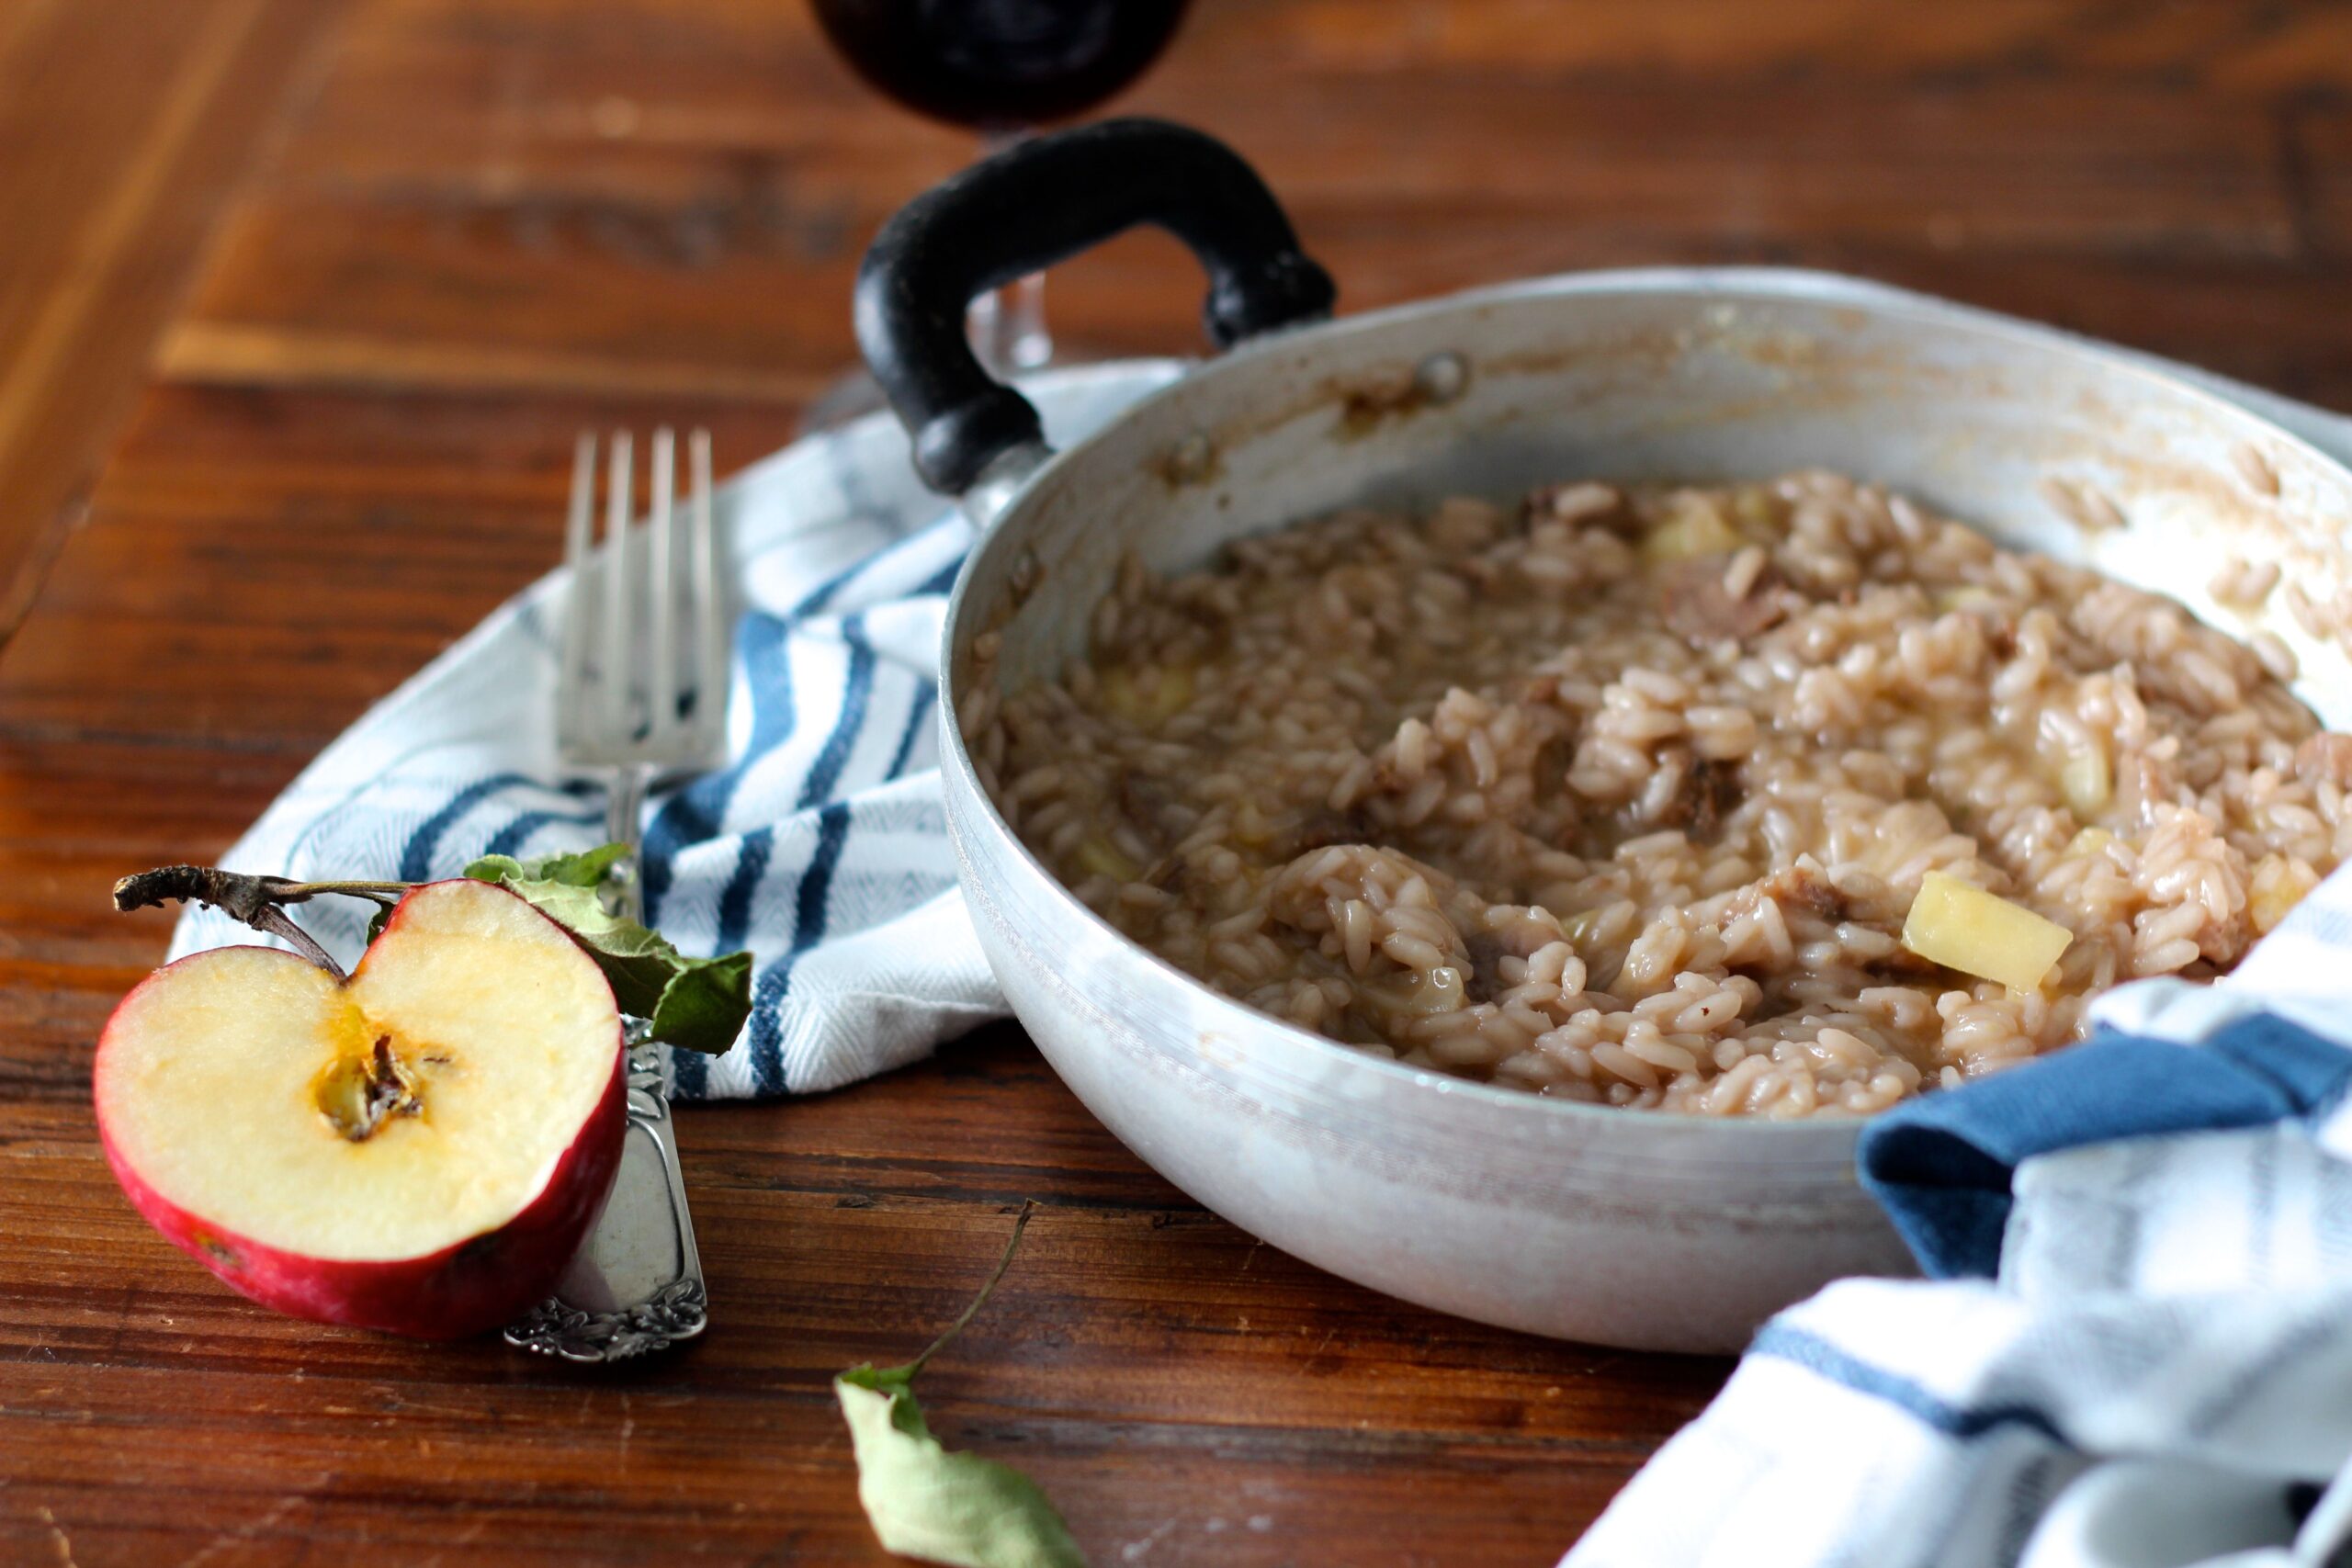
95;885;631;1339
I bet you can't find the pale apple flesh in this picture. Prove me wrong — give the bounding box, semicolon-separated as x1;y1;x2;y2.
95;878;628;1338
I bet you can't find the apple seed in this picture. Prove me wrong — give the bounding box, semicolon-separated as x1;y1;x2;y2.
314;1035;424;1142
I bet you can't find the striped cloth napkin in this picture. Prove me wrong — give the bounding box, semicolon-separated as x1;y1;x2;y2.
167;361;1182;1098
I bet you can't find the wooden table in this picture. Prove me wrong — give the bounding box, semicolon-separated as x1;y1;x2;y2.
3;2;2347;1562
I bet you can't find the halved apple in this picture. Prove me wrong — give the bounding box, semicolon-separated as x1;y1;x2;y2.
94;877;628;1338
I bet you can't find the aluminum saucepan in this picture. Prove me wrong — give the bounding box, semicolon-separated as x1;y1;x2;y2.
854;119;2352;1352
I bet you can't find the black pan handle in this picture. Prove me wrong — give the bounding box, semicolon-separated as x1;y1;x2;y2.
855;118;1337;496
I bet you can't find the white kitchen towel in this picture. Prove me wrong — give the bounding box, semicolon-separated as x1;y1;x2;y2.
1566;906;2352;1568
168;359;1182;1098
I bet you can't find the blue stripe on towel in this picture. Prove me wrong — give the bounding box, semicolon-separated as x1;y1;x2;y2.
642;612;797;922
731;618;876;1091
644;613;799;1103
482;804;605;858
715;827;774;954
398;772;532;880
803;612;876;805
707;612;875;955
1750;1325;2070;1447
670;1038;708;1098
886;684;937;780
747;801;854;1095
790;554;874;620
746;964;792;1097
481;778;605;859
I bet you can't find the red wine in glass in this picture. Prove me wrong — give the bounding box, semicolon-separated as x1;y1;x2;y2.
807;0;1193;409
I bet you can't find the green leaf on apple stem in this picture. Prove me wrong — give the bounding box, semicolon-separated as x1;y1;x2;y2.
463;849;750;1056
835;1203;1082;1568
488;842;631;889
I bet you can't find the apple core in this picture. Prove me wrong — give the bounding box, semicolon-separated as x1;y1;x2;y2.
314;1034;427;1142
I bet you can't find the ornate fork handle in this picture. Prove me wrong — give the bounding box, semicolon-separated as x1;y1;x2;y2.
505;1032;709;1361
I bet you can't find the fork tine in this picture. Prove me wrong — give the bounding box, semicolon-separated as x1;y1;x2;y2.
647;428;678;740
559;432;598;746
688;429;725;745
602;431;636;743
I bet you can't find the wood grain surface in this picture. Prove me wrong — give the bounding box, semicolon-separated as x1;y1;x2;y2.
2;1;2348;1562
0;0;350;638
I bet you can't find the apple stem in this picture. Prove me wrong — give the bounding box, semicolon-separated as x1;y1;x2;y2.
277;879;411;905
111;864;421;983
901;1201;1040;1381
248;906;349;983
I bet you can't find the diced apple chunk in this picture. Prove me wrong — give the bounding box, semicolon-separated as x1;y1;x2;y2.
2250;853;2320;935
1643;500;1746;561
1729;486;1778;531
2065;827;2115;859
1099;663;1194;728
1074;836;1142;883
2060;748;2110;816
1901;871;2073;993
1559;908;1603;947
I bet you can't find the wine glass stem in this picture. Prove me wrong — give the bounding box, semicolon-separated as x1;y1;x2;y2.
969;130;1052;376
994;272;1051;373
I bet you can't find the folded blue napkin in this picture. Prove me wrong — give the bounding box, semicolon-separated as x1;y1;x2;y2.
1862;1012;2352;1280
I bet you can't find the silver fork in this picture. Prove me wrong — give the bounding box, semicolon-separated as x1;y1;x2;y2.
505;427;729;1362
557;427;730;917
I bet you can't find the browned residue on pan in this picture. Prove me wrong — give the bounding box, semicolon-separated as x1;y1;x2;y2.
1148;434;1225;491
969;295;2351;701
1331;363;1442;438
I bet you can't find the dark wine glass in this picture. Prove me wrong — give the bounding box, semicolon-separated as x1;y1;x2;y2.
807;0;1193;410
812;0;1193;133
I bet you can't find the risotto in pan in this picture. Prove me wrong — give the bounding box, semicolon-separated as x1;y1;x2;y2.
964;472;2347;1117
